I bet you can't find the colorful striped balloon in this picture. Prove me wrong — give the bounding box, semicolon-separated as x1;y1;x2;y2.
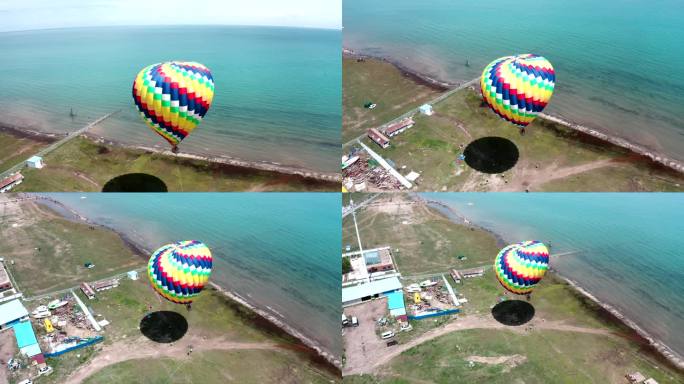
480;54;555;127
494;241;549;295
132;62;215;149
147;240;213;304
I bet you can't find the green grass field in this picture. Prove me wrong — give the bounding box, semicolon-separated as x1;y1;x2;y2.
343;57;441;143
1;134;335;192
0;130;48;173
345;327;681;384
342;195;499;275
343;57;684;192
0;201;144;296
82;349;334;384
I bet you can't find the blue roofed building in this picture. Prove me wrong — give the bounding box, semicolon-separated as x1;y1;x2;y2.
386;291;406;317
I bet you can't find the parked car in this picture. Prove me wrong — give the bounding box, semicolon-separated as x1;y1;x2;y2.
381;331;395;339
377;317;388;326
17;379;33;384
342;314;349;326
386;340;398;347
38;366;53;376
400;323;412;332
351;316;359;327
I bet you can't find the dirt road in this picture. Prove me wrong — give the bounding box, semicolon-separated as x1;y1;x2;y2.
63;334;281;384
345;313;615;375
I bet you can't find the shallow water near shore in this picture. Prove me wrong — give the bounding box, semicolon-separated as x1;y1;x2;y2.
422;193;684;360
344;0;684;163
0;26;340;173
42;193;342;360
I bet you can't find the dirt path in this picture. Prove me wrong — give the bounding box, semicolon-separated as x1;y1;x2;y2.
502;159;617;191
346;314;615;375
63;335;281;384
461;159;617;192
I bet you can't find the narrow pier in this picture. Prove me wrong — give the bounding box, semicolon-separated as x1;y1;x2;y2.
0;110;120;180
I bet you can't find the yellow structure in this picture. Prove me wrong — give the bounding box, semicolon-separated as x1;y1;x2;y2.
44;318;54;333
413;292;421;304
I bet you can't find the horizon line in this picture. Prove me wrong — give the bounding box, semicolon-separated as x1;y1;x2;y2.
0;23;342;34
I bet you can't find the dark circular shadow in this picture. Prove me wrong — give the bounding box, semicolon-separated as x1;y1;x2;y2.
139;311;188;343
463;137;519;174
491;300;535;326
102;173;167;192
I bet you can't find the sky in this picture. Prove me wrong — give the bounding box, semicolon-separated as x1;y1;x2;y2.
0;0;341;32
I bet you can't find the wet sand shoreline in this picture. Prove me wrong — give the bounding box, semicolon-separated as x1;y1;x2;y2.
343;48;684;176
418;195;684;371
24;194;342;373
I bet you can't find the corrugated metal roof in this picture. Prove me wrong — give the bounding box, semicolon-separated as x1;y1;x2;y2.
342;277;402;303
12;321;38;348
386;291;405;310
0;300;28;326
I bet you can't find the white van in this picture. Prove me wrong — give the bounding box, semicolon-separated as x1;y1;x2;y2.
381;331;395;339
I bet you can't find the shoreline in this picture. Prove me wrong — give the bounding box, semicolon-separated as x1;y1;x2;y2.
343;47;684;175
24;194;342;372
0;121;340;183
419;195;684;371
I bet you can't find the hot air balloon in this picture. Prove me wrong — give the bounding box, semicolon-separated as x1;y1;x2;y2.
132;62;214;153
480;54;555;128
147;240;213;305
494;240;549;295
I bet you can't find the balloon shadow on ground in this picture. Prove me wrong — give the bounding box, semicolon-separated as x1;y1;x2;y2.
102;173;168;192
139;311;188;343
491;300;535;326
464;137;519;174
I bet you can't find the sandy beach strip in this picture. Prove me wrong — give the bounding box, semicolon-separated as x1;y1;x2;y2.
0;121;340;183
343;47;684;176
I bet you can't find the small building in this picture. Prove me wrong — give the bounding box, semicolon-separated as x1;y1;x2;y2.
386;291;406;317
626;372;646;384
364;248;394;273
419;104;434;116
91;278;119;292
450;269;463;284
0;262;13;292
368;128;390;149
80;282;96;299
342;276;403;307
0;173;24;193
26;156;44;169
127;270;139;280
384;118;415;137
460;267;485;279
0;300;29;330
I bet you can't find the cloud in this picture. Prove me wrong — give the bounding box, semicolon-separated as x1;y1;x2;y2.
0;0;341;32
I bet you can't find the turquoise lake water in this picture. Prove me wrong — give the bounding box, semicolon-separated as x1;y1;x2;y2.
45;193;341;357
0;26;341;172
422;193;684;357
344;0;684;162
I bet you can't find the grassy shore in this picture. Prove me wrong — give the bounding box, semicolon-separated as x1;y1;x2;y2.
343;57;684;192
342;194;683;383
0;130;337;192
1;197;340;383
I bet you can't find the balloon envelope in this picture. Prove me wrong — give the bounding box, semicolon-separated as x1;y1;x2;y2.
132;61;214;147
480;54;555;127
147;240;213;304
494;240;549;295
